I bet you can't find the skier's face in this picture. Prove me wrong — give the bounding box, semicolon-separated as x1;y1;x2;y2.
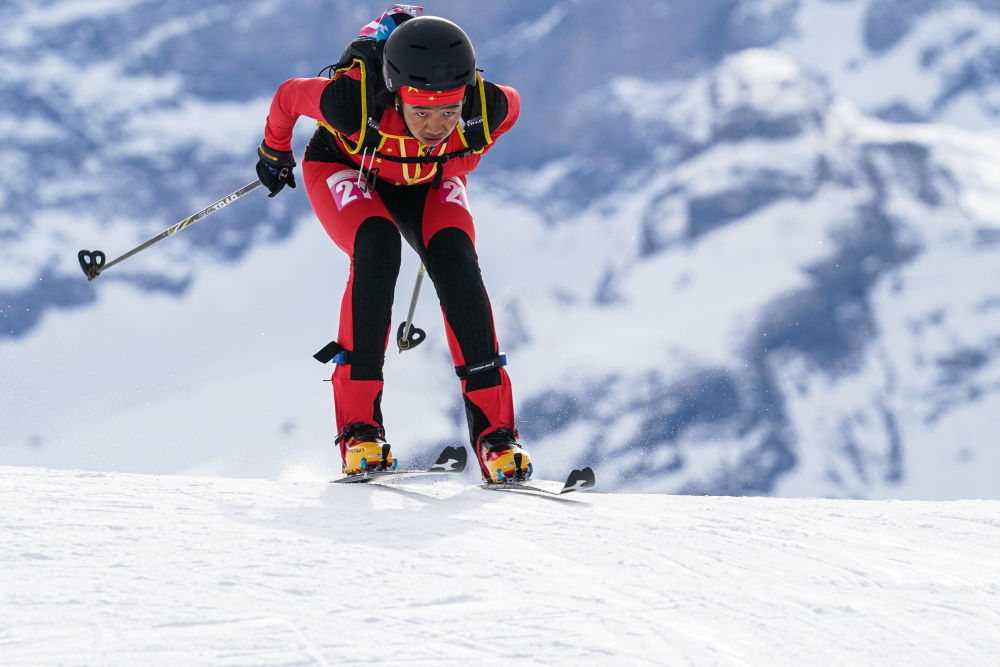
400;99;464;147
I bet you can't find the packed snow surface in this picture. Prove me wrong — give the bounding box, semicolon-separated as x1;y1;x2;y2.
3;465;998;665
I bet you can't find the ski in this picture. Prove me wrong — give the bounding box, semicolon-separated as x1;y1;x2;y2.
479;466;596;496
332;445;467;484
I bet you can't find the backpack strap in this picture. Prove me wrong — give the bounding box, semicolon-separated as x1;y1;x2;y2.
458;71;493;153
326;37;387;155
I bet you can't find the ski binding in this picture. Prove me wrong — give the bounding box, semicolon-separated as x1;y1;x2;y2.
333;445;467;484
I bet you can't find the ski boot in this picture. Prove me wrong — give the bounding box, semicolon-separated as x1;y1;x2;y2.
337;422;396;474
477;427;532;482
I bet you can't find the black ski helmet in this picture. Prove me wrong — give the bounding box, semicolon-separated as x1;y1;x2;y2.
382;16;477;93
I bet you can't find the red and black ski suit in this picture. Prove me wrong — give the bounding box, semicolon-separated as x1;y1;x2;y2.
261;64;520;455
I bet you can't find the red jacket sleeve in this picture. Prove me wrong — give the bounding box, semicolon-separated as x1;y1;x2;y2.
263;77;331;151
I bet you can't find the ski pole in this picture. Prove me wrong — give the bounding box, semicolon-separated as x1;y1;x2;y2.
77;178;267;281
396;263;427;352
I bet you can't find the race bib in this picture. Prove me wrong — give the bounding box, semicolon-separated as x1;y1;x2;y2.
439;177;470;211
327;170;374;211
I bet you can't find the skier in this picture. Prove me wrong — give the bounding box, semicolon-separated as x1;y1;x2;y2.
255;7;531;481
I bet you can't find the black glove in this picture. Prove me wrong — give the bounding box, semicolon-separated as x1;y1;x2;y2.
256;141;297;197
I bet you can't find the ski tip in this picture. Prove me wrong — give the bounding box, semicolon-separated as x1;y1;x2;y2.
562;467;596;493
429;445;467;473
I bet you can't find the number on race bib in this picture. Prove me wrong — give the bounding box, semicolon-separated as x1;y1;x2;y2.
440;179;470;210
332;179;373;211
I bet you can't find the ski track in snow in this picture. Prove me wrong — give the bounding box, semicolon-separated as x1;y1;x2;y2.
2;467;999;665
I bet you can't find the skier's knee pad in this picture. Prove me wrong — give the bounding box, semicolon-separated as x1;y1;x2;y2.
353;216;401;277
425;227;476;271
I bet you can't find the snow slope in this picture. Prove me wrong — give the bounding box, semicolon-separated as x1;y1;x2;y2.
3;465;999;665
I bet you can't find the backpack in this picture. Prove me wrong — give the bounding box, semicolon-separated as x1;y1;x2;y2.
317;9;494;168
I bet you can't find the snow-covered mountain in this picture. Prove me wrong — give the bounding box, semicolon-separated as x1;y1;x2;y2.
3;0;1000;499
4;465;999;664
